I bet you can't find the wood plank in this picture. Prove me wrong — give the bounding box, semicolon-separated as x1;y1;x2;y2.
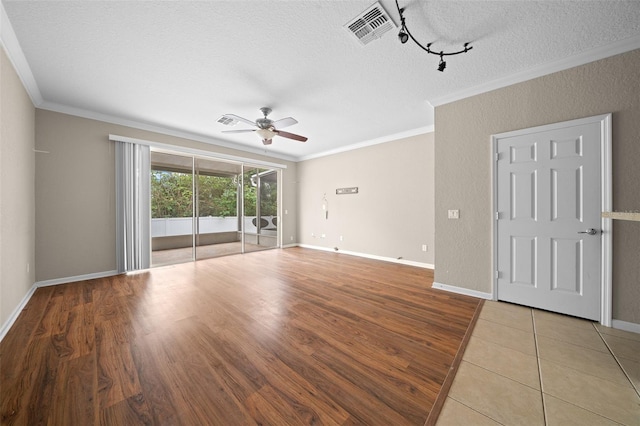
95;320;143;409
49;354;98;425
216;325;352;425
1;336;57;425
0;286;54;377
0;247;481;425
129;334;183;425
99;393;152;426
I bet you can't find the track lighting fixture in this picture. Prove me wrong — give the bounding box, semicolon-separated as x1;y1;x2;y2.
395;0;472;72
398;29;408;44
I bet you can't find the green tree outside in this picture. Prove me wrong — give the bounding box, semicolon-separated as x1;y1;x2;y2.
151;171;194;218
151;170;277;219
151;171;238;218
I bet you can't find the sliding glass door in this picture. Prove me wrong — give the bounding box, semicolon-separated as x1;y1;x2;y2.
150;152;194;266
194;158;242;260
151;151;280;266
243;166;279;253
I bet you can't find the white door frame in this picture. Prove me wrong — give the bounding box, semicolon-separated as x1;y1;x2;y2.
491;114;613;326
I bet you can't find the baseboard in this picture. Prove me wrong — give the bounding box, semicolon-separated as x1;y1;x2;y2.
612;319;640;335
297;244;434;269
36;270;119;287
0;283;37;342
432;282;494;300
280;243;299;249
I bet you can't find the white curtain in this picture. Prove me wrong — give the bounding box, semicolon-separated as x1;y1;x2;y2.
115;141;150;273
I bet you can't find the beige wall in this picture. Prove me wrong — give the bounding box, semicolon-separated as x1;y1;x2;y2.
297;133;435;265
435;49;640;323
0;47;35;327
35;110;298;282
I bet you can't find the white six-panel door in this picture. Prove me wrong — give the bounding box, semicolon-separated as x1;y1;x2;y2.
495;118;609;321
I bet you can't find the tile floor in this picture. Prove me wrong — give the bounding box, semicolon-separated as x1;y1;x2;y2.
437;300;640;425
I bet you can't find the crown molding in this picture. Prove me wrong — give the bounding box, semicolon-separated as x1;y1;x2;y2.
298;125;434;161
0;2;43;106
428;34;640;107
38;100;299;162
42;95;434;165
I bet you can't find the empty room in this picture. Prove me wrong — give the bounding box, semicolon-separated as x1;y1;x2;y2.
1;1;639;425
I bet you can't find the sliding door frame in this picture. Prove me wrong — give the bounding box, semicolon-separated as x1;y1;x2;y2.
113;134;286;266
241;165;282;253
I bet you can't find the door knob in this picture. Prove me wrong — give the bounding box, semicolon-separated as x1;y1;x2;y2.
578;228;598;235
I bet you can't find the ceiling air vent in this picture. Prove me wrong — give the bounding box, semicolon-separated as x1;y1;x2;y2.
344;2;396;46
217;116;237;126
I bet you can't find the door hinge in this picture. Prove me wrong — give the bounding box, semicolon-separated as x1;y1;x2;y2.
495;152;501;161
495;270;501;279
495;212;501;220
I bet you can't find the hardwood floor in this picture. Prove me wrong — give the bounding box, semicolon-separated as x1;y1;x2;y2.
1;248;482;425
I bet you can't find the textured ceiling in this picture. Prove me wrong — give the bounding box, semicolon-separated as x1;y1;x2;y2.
2;1;640;161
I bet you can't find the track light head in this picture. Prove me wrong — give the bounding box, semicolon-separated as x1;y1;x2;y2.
398;30;408;44
438;58;446;72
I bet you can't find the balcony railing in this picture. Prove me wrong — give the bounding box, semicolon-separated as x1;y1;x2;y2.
151;216;277;237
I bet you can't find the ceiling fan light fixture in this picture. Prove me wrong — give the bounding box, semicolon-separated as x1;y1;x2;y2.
219;108;307;145
256;128;277;140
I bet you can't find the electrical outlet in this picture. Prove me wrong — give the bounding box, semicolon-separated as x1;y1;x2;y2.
290;236;294;241
340;235;343;241
321;234;326;238
448;209;460;219
285;209;288;215
422;244;427;252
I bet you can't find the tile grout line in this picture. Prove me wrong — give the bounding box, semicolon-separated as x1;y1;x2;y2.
535;312;639;424
531;309;548;426
485;303;640;424
457;357;542;393
593;323;640;399
446;394;509;426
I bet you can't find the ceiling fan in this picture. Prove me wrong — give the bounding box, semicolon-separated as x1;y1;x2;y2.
217;107;308;145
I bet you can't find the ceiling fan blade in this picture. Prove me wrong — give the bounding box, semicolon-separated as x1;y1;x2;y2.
222;129;256;134
262;139;273;145
272;117;298;129
221;114;257;127
276;130;307;142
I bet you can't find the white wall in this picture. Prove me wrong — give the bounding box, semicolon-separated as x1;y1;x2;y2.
297;133;434;265
0;46;35;328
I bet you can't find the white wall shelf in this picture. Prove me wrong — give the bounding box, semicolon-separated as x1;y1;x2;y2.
602;211;640;221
